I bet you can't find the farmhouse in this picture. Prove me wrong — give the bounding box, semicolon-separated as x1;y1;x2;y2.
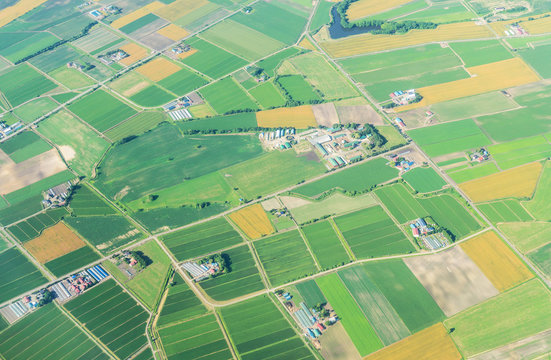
42;181;72;208
182;261;219;282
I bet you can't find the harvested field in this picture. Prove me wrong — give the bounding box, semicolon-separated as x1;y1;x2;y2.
156;24;189;41
312;103;339;127
0;149;66;195
154;0;208;22
461;231;534;292
256;105;317;129
522;15;551;34
111;1;165;29
135;57;181;81
365;323;461;360
229;203;274;239
119;43;148;66
470;328;551;360
404;247;498;317
336;105;383;125
319;321;361;360
459;161;542;202
347;0;416;20
0;0;48;28
24;222;86;264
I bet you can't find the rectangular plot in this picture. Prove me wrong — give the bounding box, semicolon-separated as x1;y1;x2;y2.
0;248;48;303
157;273;207;328
44;246;101;277
296;280;326;308
302;221;350;269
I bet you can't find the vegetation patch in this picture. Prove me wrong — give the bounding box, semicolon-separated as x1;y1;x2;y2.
229;203;274;240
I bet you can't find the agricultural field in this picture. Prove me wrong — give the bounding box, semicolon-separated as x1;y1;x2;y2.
200;77;258;114
0;247;48;303
277;75;322;103
302;220;351;269
478;199;533;223
402;167;447;193
0;131;51;163
67;185;116;216
446;162;500;184
346;0;414;20
44;246;100;277
450;40;513;67
498;222;551;254
23;222;87;264
178;112;258;133
256;105;317;129
0;63;57;108
248;81;287;108
523;161;551;220
296;279;326;308
7;207;68;242
229;203;274;239
488;134;551;170
12;97;58;124
129;85;174;107
105;111;168;142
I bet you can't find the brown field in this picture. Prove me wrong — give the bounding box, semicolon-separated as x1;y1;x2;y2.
347;0;415;21
461;231;534;292
24;222;86;263
135;57;181;81
336;105;384;125
0;149;67;195
153;0;208;22
470;329;551;360
365;323;461;360
320;22;494;57
229;203;274;239
312;103;339;127
156;24;189;41
256;105;317;129
321;321;361;360
397;58;540;111
404;247;498;317
119;43;149;66
111;1;165;29
0;0;48;27
459;161;542;203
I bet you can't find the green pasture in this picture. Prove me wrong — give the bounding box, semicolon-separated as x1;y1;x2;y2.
402;167;447;193
519;44;551;78
0;32;59;63
200;77;258;114
68;185;116;216
49;66;95;89
249;81;287;108
309;0;333;31
528;243;551;277
451;39;513;67
0;248;48;303
488;134;551;170
302;220;351;269
44;246;100;277
277;75;321;103
478;199;533;223
523;161;551;220
0;63;57;107
430;91;518;122
257;47;301;77
51;91;79;103
104;111;168;142
130;85;174;107
0;131;51;163
178;112;257;132
447;162;499;183
157;273;207;328
158;67;207;96
498;222;551;253
13;97;58;123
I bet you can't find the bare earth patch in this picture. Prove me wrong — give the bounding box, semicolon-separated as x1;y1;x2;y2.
320;321;361;360
279;195;312;209
312;103;339;127
261;198;280;211
59;145;76;161
337;105;383;125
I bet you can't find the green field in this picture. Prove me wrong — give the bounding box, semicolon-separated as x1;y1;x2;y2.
44;245;100;277
400;2;474;22
130;85;175;107
157;273;207;328
295;279;326;308
524;161;551;220
249;81;287;108
13;97;58;123
220;295;316;360
302;220;351;269
450;40;513;67
197;244;265;301
65;279;149;359
316;273;383;356
104;111;168;142
445;280;551;357
277;75;321;103
49;66;96;89
178;112;258;132
158;67;208;96
338;266;410;345
478;199;533;223
0;32;59;63
4;170;75;206
0;63;57;107
68;185;117;216
528;243;551;277
402;167;447;193
408;119;491;157
0;248;48;303
51;91;79;103
7;207;68;242
200;77;258;114
0;131;51;163
161;217;243;261
68;90;137;132
309;0;333;31
293;158;398;198
488;134;551;170
0;304;110;360
447;162;500;183
334;206;415;258
363;259;445;333
519;44;551;78
119;13;160;34
429;91;519;122
0;194;44;226
256;47;302;77
498;222;551;253
254;230;317;286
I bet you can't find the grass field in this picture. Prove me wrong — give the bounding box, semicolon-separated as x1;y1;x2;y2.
429;91;519;122
317;273;383;356
347;0;414;20
478;199;533;223
249;81;286;109
157;273;207;328
523;161;551;220
445;279;551;357
0;32;59;63
157;67;207;96
0;248;48;303
229;203;274;239
254;230;317;286
104;111;168;142
256;105;317;129
13;97;58;124
49;66;95;89
256;47;302;77
68;185;116;216
197;244;265;301
0;63;56;107
161;217;243;261
0;194;44;226
277;75;322;103
334;206;415;258
519;44;551;79
450;40;513;67
44;246;100;277
65;279;149;359
302;220;351;269
0;131;51;163
447;162;500;183
0;304;110;360
402;167;447;193
7;207;68;242
220;295;315;360
178;112;257;132
461;231;534;292
129;85;174;107
498;222;551;253
295;279;326;308
488;134;551;170
23;222;86;263
528;243;551;277
200;77;258;114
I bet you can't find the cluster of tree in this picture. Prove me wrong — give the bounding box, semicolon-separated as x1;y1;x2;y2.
313;303;330;318
181;126;269;135
199;253;231;276
503;6;528;13
128;250;151;270
38;289;53;307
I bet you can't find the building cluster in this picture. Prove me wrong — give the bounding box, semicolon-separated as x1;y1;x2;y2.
304;128;366;169
67;61;84;71
164;93;202;113
182;261;219;282
502;23;528;36
99;50;128;65
88;5;121;19
409;217;448;250
470;148;490;163
394;117;406;129
109;251;145;279
171;43;191;55
42;182;72;208
389;151;415;172
259;128;296;150
390;89;417;105
0;121;23;139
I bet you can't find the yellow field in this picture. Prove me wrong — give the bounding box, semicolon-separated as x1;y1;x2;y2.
119;43;148;66
189;103;215;117
154;0;208;22
0;0;48;27
24;223;86;263
523;15;551;34
229;203;274;240
157;24;189;41
298;37;317;51
135;57;181;81
347;0;414;21
111;1;165;29
256;105;317;129
461;231;534;292
459;161;542;203
365;323;461;360
398;58;540;111
320;22;494;57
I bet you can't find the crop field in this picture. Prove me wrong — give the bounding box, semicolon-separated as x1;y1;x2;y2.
119;43;148;66
158;313;233;360
197;244;264;301
478;199;533;223
372;183;424;223
156;24;188;41
459;161;542;203
317;273;383;356
528;242;551;277
161;217;243;261
347;0;414;20
334;206;414;258
179;112;257;132
157;67;207;96
446;162;500;183
0;0;48;27
129;85;174;107
65;279;149;359
0;131;51;163
0;304;110;360
0;63;56;107
180;38;248;79
64;215;143;254
37;110;110;177
253;230;317;286
519;44;551;79
44;245;100;277
293;158;398;198
67;90;137;132
461;231;534;292
220;295;316;360
488;134;551;170
2;169;74;207
229;203;274;240
429;91;519;122
157;273;207;328
200;77;257;114
302;220;351;269
119;13;162;34
68;185;117;217
0;248;48;303
72;26;122;53
365;323;461;360
256;47;301;77
523;161;551;220
7;207;68;242
407;119;490;157
295;279;326;308
256;105;317;129
402;167;447;193
12;97;57;124
49;66;95;89
0;194;43;226
338;267;410;345
445;280;551;357
498;222;551;254
23;222;86;263
277;75;321;103
450;40;513;67
0;32;59;63
249;81;286;109
404;247;499;316
135;57;181;82
363;260;445;333
105;111;168;142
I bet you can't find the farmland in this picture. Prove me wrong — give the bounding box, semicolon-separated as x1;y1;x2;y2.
0;131;51;163
488;134;551;170
44;246;100;277
7;207;68;242
157;273;207;328
450;40;513;67
23;222;86;263
0;248;48;303
447;162;500;184
296;279;326;308
302;221;351;269
402;167;447;193
256;105;317;128
523;161;551;220
498;222;551;253
478;199;533;223
68;185;116;216
105;112;168;142
180;38;248;79
0;63;56;107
